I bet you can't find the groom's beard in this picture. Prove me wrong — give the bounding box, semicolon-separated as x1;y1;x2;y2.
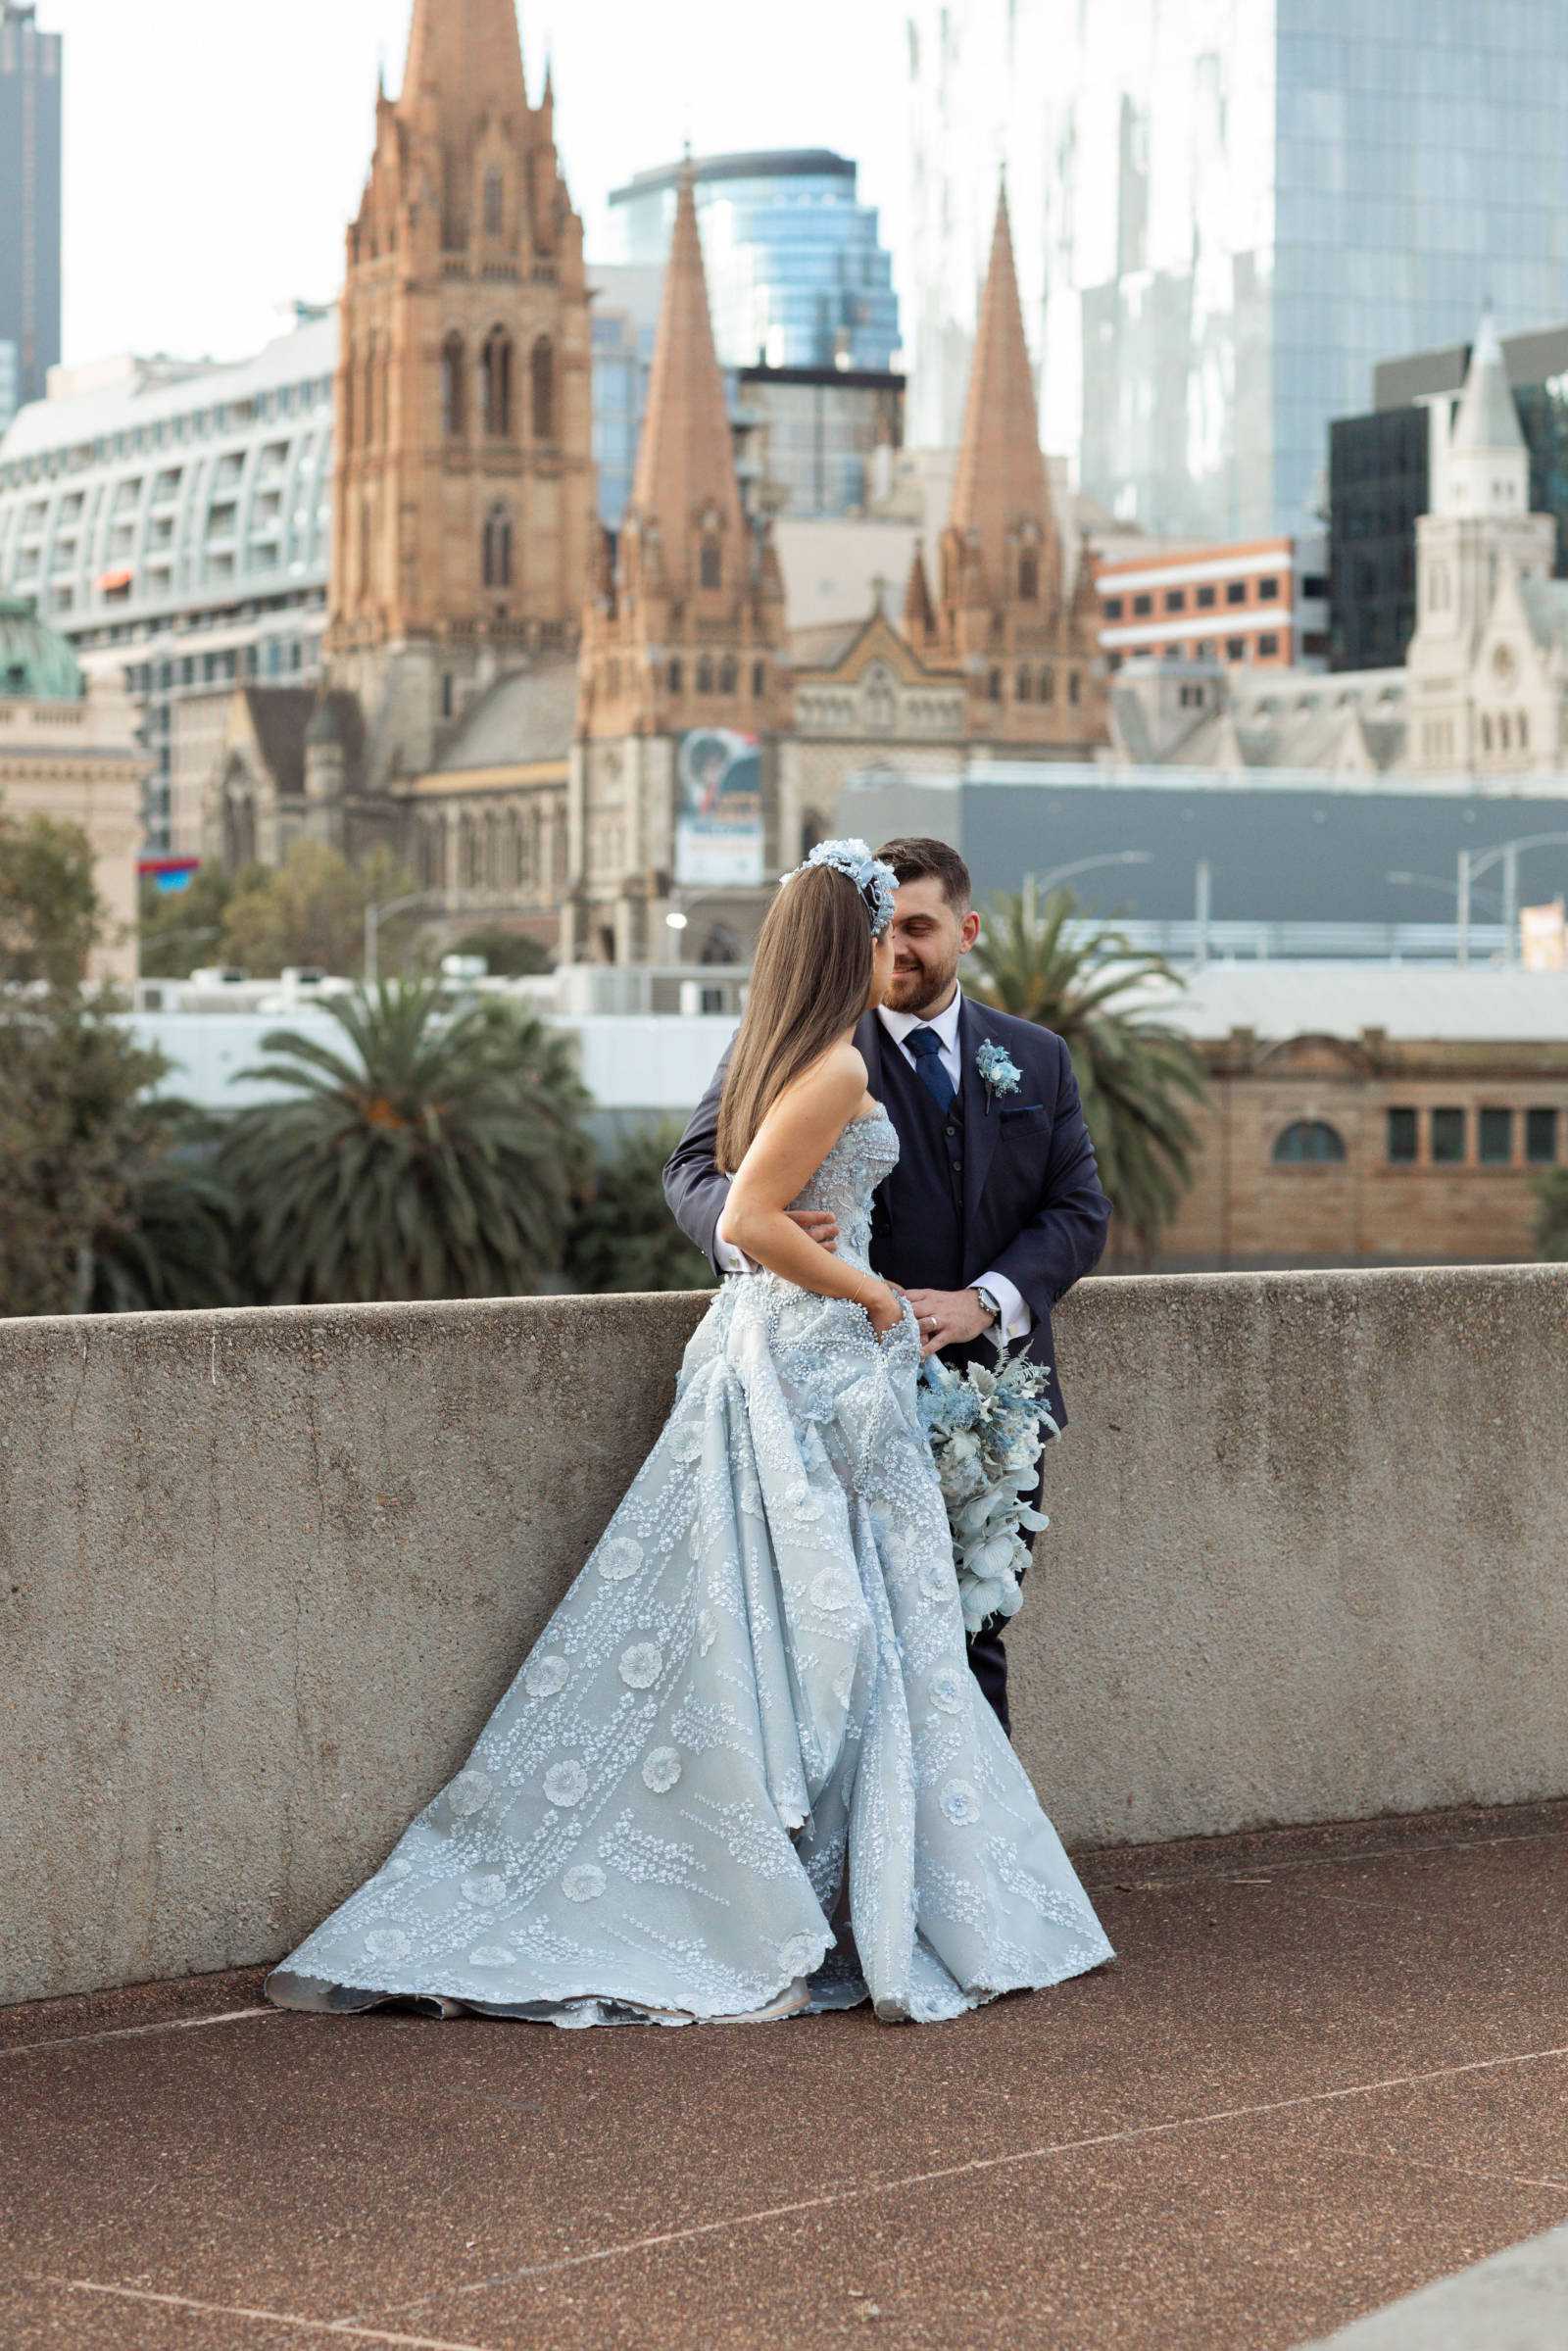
884;951;961;1018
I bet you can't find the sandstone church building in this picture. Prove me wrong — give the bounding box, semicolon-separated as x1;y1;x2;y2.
199;0;1106;963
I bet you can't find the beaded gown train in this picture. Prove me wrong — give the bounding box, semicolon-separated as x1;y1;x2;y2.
266;1108;1114;2027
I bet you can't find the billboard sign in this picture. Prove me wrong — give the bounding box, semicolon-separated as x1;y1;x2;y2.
673;728;764;889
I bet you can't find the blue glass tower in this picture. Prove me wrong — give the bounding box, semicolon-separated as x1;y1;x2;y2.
609;150;899;373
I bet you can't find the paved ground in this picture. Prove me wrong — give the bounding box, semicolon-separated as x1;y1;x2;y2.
4;1800;1567;2351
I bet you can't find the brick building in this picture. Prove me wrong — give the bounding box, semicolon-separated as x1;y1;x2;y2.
1116;966;1568;1272
1097;536;1328;673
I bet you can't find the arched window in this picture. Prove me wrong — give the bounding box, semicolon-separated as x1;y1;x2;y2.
667;657;683;693
987;667;1003;702
1272;1120;1348;1165
1481;713;1494;752
696;656;714;694
1499;712;1512;751
1067;668;1081;705
752;659;766;697
801;811;826;857
700;539;721;590
441;333;466;438
1519;709;1530;750
1019;551;1039;602
718;656;738;694
483;170;505;237
1016;667;1033;702
1041;667;1054;702
482;326;514;436
482;503;513;589
530;337;555;440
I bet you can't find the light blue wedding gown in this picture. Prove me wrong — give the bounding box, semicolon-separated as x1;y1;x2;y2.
267;1108;1113;2027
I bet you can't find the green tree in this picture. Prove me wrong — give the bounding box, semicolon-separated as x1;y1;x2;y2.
0;806;105;990
447;925;555;978
0;998;171;1315
220;979;591;1304
220;841;419;979
968;887;1208;1261
567;1121;713;1295
138;863;248;978
1535;1169;1568;1262
86;1102;243;1314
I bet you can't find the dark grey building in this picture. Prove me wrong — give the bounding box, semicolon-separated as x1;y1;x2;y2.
0;3;62;430
1331;324;1568;673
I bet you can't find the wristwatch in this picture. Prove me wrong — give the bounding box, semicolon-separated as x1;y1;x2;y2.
972;1284;1002;1327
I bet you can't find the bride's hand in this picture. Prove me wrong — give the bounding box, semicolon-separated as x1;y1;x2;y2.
860;1280;906;1338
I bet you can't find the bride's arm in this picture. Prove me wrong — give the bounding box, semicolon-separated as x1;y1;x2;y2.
722;1050;900;1327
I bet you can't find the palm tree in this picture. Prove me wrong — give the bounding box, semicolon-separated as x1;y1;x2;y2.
1535;1169;1568;1262
567;1121;713;1295
968;887;1207;1262
220;980;590;1304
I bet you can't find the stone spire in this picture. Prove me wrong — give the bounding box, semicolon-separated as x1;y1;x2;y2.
1441;307;1529;520
401;0;527;128
626;166;747;598
942;181;1057;615
1450;309;1525;455
903;540;936;648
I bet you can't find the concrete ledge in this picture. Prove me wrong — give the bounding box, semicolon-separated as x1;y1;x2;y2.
1296;2220;1568;2348
4;1264;1567;2006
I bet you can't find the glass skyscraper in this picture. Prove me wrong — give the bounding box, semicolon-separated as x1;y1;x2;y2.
0;2;63;433
609;150;899;373
903;0;1568;539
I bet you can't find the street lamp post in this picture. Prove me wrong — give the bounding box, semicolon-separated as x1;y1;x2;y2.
365;891;454;988
1454;832;1568;968
1022;850;1154;928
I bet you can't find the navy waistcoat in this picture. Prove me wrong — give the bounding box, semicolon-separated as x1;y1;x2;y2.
871;1033;967;1292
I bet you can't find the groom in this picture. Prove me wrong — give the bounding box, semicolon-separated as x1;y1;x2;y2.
662;834;1112;1734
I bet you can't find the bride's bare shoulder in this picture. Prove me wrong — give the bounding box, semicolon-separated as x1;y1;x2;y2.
776;1041;865;1121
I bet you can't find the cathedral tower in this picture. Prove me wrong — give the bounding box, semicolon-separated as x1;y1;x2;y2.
567;169;789;963
934;184;1103;750
328;0;592;775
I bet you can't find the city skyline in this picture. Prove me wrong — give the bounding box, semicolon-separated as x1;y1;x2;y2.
41;0;909;378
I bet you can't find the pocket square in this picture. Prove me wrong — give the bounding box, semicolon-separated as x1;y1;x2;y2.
1001;1101;1046;1118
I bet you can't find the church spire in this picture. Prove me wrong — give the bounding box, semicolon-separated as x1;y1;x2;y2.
626;166;745;588
401;0;526;125
1451;308;1525;456
903;539;936;647
944;180;1055;605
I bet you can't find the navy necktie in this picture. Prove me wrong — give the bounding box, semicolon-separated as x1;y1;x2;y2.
906;1025;956;1113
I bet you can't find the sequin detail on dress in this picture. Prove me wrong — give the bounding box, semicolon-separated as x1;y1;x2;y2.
266;1109;1113;2027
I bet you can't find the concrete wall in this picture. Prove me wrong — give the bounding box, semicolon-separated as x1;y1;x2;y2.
4;1265;1566;2008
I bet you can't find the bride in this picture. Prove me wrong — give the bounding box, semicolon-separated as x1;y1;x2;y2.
267;841;1113;2028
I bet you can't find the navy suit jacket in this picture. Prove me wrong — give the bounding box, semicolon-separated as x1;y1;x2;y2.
661;996;1111;1430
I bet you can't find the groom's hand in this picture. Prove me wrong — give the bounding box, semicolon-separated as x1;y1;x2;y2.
787;1210;839;1252
902;1286;996;1358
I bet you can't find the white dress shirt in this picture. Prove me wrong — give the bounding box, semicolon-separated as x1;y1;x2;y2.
714;991;1033;1342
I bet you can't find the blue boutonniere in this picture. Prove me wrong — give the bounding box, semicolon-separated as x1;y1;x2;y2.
975;1040;1022;1102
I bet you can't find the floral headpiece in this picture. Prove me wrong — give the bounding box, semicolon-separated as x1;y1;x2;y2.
779;837;898;940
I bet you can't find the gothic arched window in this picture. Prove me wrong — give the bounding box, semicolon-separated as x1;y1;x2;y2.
530;337;555;440
482;503;513;589
752;659;766;697
1272;1120;1348;1165
483;170;505;237
987;667;1002;702
700;539;721;590
1016;667;1033;702
482;326;514;436
667;657;683;694
1040;666;1054;702
1019;551;1039;602
718;656;738;694
441;333;466;438
696;656;714;694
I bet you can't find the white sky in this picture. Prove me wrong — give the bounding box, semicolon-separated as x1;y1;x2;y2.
47;0;910;367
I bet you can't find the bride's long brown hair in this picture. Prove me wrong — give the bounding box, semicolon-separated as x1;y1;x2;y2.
715;862;876;1173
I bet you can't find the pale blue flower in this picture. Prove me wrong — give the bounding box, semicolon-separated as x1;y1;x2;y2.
780;837;898;939
975;1041;1022;1100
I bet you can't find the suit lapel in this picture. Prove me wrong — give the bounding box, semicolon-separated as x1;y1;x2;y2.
958;995;1001;1234
856;1008;886;1104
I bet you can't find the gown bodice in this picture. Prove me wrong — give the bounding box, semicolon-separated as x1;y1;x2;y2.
788;1106;899;1274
